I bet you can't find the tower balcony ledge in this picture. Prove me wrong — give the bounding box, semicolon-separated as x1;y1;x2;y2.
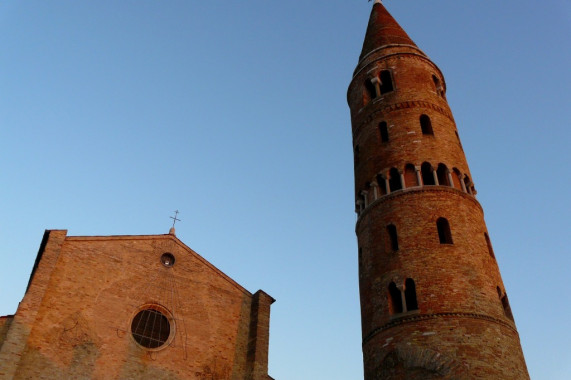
363;311;518;347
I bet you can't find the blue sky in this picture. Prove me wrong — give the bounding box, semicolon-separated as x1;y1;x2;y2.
0;1;569;379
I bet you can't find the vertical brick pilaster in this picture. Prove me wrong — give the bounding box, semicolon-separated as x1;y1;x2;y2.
0;230;67;377
246;290;275;380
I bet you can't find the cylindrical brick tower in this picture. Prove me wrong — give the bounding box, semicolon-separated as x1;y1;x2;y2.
347;2;529;379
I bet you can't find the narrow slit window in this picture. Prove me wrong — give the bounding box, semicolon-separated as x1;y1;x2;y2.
404;278;418;311
498;287;514;321
354;145;360;165
420;114;434;135
379;70;394;94
502;295;514;320
485;233;495;259
437;217;453;244
387;224;399;251
379;121;389;142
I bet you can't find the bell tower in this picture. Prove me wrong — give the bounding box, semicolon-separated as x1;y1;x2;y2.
347;2;529;379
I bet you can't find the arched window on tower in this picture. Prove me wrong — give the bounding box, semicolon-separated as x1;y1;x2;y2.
421;162;435;186
404;164;418;187
388;282;403;314
389;168;402;192
387;224;399;251
432;75;444;97
376;174;387;196
437;217;453;244
379;70;394;94
420;115;434;135
404;278;418;311
379;121;389;142
484;233;495;259
364;78;377;103
497;286;514;321
437;164;450;186
464;175;475;195
452;168;463;190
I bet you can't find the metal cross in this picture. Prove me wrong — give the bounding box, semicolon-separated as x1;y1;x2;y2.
170;210;181;228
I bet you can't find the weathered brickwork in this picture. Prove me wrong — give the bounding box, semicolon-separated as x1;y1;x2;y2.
348;2;529;379
0;316;13;350
0;230;274;380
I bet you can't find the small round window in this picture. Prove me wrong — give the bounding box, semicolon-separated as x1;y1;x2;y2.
131;307;172;349
160;253;175;267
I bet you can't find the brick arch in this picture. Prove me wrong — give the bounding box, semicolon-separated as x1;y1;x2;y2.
354;163;476;219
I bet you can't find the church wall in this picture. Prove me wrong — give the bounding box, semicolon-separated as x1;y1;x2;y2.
1;231;273;380
0;316;13;350
0;229;67;379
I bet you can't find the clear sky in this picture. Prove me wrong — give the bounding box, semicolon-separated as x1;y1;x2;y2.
1;1;569;379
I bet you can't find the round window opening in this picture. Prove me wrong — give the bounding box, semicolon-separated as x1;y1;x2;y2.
161;253;175;267
131;308;171;349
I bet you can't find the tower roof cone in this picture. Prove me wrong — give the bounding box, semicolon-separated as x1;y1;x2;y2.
359;1;419;61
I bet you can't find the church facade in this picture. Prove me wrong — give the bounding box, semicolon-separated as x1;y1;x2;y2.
348;2;529;379
0;229;274;379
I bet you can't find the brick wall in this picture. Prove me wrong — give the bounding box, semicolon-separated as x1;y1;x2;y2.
0;231;273;380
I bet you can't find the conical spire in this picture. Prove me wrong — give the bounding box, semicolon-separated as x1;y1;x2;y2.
359;1;418;61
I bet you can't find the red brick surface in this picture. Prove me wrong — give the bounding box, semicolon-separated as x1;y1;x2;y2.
348;3;529;379
0;231;273;380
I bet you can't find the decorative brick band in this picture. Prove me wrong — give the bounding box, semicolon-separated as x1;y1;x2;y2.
356;187;482;230
353;99;454;137
353;49;441;81
362;312;518;346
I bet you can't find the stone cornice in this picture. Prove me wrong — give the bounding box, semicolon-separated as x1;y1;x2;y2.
362;312;518;346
